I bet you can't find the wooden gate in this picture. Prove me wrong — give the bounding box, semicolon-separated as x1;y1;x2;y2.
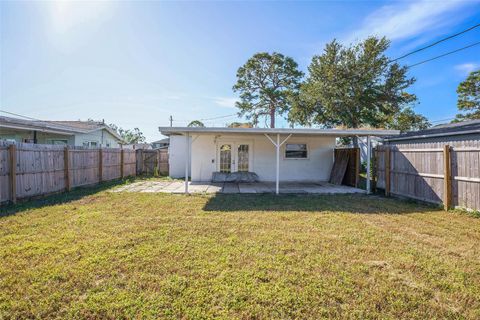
330;148;360;187
136;149;169;175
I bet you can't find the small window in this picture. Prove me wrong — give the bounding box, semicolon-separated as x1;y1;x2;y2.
83;141;98;148
285;144;308;159
50;139;68;145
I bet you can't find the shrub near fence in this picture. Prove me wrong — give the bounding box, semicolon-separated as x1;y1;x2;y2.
375;140;480;211
0;141;136;204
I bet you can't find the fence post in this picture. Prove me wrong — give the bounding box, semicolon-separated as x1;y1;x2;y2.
372;147;376;192
99;148;103;182
64;146;71;191
355;148;360;188
120;149;124;179
133;151;137;177
385;147;391;197
9;144;16;204
443;145;452;211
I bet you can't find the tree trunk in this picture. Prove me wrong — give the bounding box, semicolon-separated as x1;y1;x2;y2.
270;108;275;128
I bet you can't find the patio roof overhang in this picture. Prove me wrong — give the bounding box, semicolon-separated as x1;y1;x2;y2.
159;126;400;137
161;126;398;196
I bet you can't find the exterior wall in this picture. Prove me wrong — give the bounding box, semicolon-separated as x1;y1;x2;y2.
74;129;122;148
0;128;121;147
169;135;191;178
0;128;75;145
186;133;336;182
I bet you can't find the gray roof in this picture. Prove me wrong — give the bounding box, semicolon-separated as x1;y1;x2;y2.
384;119;480;142
151;138;170;144
159;126;400;137
0;116;125;142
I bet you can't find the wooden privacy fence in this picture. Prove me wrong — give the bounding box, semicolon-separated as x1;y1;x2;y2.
136;149;169;176
0;141;136;204
375;140;480;211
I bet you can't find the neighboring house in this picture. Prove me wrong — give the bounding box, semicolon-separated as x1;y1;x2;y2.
0;116;125;147
159;127;398;191
383;119;480;145
123;143;152;150
151;138;169;149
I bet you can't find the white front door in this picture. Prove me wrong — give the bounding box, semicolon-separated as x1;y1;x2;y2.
217;142;252;173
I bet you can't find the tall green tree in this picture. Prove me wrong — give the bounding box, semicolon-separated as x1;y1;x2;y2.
455;70;480;121
387;107;430;132
233;52;303;128
187;120;205;127
109;124;146;144
289;37;425;142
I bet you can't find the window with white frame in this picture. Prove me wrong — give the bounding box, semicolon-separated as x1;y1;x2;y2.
285;143;308;159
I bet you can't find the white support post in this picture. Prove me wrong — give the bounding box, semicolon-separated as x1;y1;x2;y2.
184;132;189;194
366;135;371;194
263;133;291;195
276;133;280;195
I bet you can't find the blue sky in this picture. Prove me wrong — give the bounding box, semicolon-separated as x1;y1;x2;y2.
1;1;480;141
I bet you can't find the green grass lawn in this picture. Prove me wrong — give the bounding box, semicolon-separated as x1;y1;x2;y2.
1;183;479;319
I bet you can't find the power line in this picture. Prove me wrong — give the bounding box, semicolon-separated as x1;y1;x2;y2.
198;113;238;121
430;117;455;123
391;22;480;63
0;109;40;120
407;41;480;68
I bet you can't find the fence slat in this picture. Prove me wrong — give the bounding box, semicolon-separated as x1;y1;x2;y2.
64;146;70;192
99;148;103;182
120;149;124;179
385;147;390;197
443;145;452;211
9;144;16;204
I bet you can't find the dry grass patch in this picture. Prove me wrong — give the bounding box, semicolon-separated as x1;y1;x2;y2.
0;187;479;319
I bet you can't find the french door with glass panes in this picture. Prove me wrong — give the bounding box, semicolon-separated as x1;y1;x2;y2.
217;142;252;173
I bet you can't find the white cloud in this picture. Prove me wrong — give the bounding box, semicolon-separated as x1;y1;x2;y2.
212;97;239;108
455;63;479;76
345;0;473;44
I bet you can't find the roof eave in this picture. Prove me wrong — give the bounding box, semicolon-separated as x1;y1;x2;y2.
158;126;400;137
0;123;77;135
384;128;480;142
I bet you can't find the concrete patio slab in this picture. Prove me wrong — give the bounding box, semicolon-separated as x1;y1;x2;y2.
112;181;366;195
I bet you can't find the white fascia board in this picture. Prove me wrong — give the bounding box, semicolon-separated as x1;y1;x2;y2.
158;126;400;137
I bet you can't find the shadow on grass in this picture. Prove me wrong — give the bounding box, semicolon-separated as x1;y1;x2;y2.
202;193;439;214
0;178;136;218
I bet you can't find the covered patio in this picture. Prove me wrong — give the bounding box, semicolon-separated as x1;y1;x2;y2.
114;180;366;194
159;127;400;195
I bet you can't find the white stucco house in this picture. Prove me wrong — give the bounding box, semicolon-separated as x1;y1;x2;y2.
159;127;399;194
0;116;125;147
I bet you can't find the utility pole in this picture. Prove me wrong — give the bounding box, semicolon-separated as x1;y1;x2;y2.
169;115;173;127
